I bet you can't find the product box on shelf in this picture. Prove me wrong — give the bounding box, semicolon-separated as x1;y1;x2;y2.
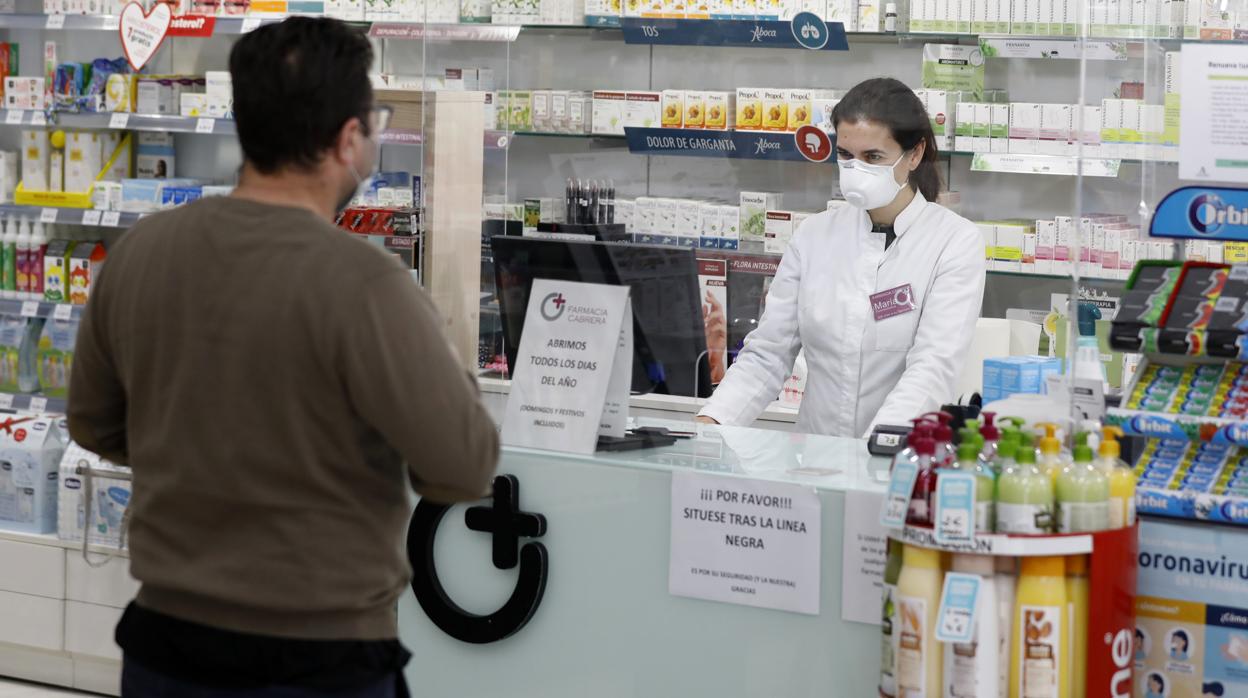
739;191;780;246
137;132;175;180
57;443;130;548
0;416;65;534
64;131;101;194
4;77;44;111
37;317;77;397
761;89;788;132
661;90;683;128
763;210;792;254
735;88;762;131
21;129;48;192
704;92;734;131
624;91;661;129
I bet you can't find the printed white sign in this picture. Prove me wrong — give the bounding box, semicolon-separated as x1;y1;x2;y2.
841;488;889;625
119;1;172;72
1181;44;1248;182
669;471;821;615
500;279;631;455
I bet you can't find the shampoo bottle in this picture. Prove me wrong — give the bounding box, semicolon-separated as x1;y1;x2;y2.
922;411;957;468
15;219;30;300
980;412;1001;466
1;218;15;299
1067;555;1090;698
1011;555;1069;698
951;437;995;533
897;544;943;698
1056;433;1110;533
880;539;904;698
997;435;1055;534
1097;426;1136;529
1036;423;1068;485
29;221;46;301
944;554;999;698
909;433;938;526
996;556;1017;698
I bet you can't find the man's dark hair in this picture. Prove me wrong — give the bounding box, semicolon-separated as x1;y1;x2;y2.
230;17;374;173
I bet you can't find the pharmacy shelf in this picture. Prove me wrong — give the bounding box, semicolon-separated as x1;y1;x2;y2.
0;109;237;135
890;524;1094;556
0;204;139;228
0;12;281;34
0;298;84;321
0;391;67;414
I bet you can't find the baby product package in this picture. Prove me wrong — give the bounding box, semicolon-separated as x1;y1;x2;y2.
57;441;130;547
36;317;76;399
0;415;64;533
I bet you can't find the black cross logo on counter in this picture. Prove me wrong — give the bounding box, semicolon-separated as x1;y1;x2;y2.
464;474;546;570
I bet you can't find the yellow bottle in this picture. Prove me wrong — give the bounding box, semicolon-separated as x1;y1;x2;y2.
1036;423;1068;486
1011;555;1069;698
1067;555;1090;697
897;544;943;697
1098;426;1137;528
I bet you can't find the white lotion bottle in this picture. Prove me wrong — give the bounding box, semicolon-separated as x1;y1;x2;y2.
944;554;999;698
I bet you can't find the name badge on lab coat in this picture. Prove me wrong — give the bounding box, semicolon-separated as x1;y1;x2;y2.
870;284;916;322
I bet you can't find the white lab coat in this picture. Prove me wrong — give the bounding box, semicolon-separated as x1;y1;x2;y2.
700;192;986;438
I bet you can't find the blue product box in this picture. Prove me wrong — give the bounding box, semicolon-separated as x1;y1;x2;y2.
1188;462;1224;476
719;238;740;250
699;237;720;249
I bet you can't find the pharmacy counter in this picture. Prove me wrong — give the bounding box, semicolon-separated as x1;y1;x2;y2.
398;424;889;698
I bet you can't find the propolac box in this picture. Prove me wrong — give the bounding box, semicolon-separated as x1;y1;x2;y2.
683;91;706;129
761;89;788;132
661;90;684;128
787;89;812;131
736;88;763;131
704;92;734;130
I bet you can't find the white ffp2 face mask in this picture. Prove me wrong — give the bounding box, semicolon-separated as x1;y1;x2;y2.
836;152;908;210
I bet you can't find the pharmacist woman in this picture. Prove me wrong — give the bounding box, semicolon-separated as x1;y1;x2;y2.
697;77;986;438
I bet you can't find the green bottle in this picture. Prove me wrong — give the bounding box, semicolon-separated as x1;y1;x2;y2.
996;432;1055;534
1056;433;1110;533
953;439;996;533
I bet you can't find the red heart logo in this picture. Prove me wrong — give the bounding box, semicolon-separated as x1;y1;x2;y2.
119;1;173;72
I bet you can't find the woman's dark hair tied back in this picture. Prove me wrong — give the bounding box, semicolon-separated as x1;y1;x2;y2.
831;77;943;201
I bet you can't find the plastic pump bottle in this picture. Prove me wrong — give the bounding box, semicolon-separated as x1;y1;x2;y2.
1073;302;1107;386
922;411;957;468
952;437;995;533
1011;556;1069;698
1067;555;1090;697
944;554;1000;698
15;218;30;300
897;544;943;697
29;221;46;301
980;412;1001;465
995;556;1017;698
1056;433;1110;533
880;539;904;698
909;433;939;526
997;434;1055;534
1036;423;1068;485
1;218;16;299
1098;426;1136;529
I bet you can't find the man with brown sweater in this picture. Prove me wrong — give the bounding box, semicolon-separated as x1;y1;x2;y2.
67;17;499;698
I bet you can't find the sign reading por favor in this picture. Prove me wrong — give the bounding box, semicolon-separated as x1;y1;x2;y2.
500;279;631;455
119;1;172;71
669;471;821;615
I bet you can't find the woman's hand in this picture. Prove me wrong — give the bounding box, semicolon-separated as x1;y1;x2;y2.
695;416;719;425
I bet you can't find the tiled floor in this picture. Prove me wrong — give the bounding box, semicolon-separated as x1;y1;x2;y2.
0;679;96;697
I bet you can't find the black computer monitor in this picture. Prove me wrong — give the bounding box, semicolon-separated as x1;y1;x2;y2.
490;236;713;398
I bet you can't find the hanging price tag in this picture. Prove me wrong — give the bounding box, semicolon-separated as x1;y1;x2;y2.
109;112;130;130
935;572;982;644
879;459;919;529
81;210;102;226
101;211;122;227
29;111;45;126
20;300;40;318
195;118;214;134
53;304;72;321
40;208;57;224
933;471;977;545
28;397;47;413
4;111;22;125
241;17;262;32
0;393;15;409
45;14;66;29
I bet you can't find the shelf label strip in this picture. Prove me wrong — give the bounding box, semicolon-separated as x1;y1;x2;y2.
624;127;832;163
621;17;848;50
